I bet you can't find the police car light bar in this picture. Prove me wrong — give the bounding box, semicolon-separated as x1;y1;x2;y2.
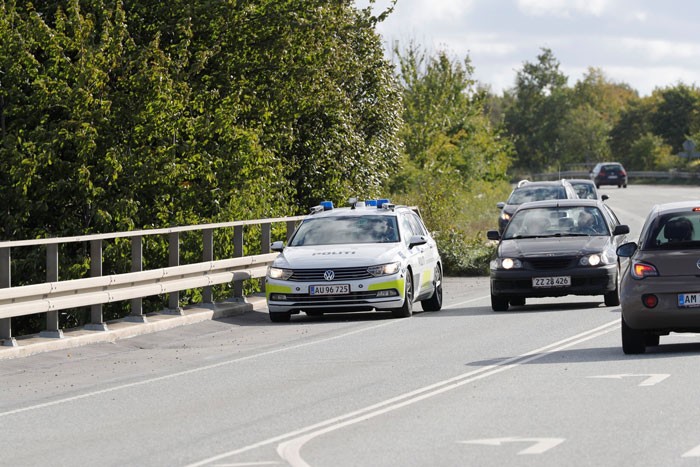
321;201;334;210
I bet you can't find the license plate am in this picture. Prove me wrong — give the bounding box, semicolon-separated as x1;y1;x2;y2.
532;276;571;288
678;293;700;308
310;284;350;295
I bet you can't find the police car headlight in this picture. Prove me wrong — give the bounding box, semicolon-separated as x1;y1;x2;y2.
268;267;293;280
367;262;401;277
500;212;511;221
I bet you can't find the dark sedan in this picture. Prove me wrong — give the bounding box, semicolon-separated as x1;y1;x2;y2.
487;199;630;312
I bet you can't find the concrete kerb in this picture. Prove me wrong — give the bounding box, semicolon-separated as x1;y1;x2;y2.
0;294;267;360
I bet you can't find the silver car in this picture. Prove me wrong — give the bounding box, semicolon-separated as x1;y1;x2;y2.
617;200;700;354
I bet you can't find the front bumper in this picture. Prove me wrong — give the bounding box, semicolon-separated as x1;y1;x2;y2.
265;275;405;313
490;264;617;298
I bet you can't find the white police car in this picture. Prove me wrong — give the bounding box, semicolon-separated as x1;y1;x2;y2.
265;198;443;322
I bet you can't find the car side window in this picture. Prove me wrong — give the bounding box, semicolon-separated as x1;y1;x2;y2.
408;213;427;237
400;215;415;246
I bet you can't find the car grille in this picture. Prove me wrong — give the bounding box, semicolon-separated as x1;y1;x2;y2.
277;291;381;302
526;256;576;270
288;267;373;282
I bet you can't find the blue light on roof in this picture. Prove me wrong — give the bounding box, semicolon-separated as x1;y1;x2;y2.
377;198;390;208
365;199;377;206
320;201;334;210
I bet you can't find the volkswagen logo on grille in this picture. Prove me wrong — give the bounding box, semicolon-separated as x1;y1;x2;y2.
324;270;335;281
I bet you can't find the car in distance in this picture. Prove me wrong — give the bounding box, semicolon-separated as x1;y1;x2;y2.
487;199;630;312
617;200;700;354
265;198;443;322
590;162;628;188
566;178;609;201
496;179;579;233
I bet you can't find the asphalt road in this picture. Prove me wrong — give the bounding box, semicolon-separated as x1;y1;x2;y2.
3;184;700;467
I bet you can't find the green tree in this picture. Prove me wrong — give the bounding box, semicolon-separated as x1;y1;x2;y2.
504;48;570;172
650;84;700;154
388;43;513;274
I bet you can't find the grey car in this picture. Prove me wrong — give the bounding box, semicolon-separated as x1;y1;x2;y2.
566;178;609;201
487;199;630;312
617;200;700;354
496;179;579;233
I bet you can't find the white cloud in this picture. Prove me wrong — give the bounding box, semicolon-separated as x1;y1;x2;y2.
517;0;610;17
620;38;700;62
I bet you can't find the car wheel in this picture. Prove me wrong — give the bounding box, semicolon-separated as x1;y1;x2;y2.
604;266;621;307
392;274;414;318
645;334;660;346
621;315;646;354
491;294;509;312
510;297;526;306
623;183;627;188
269;312;291;323
421;264;443;311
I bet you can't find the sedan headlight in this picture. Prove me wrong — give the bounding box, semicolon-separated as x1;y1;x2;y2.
579;252;615;266
500;212;511;222
268;266;293;280
490;258;523;270
367;262;401;277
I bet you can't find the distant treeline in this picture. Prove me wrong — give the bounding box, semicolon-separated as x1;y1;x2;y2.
485;48;700;177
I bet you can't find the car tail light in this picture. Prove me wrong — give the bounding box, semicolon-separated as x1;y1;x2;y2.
620;169;626;176
642;294;658;308
631;260;658;279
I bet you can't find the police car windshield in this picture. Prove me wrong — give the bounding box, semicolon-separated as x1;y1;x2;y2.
289;215;399;246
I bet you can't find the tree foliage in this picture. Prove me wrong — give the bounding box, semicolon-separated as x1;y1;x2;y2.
388;43;513;274
0;0;402;245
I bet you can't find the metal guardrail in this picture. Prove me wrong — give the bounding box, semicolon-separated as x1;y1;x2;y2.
534;170;700;181
0;215;306;346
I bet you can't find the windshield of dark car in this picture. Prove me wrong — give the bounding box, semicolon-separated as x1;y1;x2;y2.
506;186;567;204
503;206;609;239
643;212;700;249
289;215;400;246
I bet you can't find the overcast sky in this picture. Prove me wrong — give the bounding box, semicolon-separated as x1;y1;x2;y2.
357;0;700;96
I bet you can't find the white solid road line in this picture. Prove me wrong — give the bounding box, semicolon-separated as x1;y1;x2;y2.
0;320;400;419
188;319;621;467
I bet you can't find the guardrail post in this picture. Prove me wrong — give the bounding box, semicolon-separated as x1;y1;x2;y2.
126;236;147;322
166;232;184;314
261;223;271;293
202;229;214;304
0;247;17;346
85;239;108;331
40;243;64;338
233;225;244;299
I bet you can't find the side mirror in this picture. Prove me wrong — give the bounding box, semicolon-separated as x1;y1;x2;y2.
601;194;609;201
613;225;630;236
271;240;285;252
487;230;501;241
408;235;428;249
616;241;638;257
496;202;505;210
